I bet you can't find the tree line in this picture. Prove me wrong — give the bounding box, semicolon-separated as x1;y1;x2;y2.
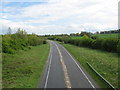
44;29;120;37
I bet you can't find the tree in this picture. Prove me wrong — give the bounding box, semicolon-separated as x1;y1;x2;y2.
95;31;99;34
7;27;12;35
76;33;80;36
80;32;90;37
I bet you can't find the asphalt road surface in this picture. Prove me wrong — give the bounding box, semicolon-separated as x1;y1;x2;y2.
39;41;100;88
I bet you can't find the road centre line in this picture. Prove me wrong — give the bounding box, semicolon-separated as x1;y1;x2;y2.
55;43;72;88
59;43;96;89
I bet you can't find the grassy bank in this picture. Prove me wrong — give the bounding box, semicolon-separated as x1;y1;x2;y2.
3;44;50;88
62;43;118;88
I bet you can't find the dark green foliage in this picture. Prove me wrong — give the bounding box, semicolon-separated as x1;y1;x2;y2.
28;46;32;50
101;39;118;52
80;32;91;37
2;29;47;54
27;35;43;46
100;29;120;34
79;35;93;47
91;39;103;49
47;36;57;40
91;35;98;39
43;40;47;44
2;36;15;54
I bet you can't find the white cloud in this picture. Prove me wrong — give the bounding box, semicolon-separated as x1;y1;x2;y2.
1;19;117;35
0;19;35;34
1;0;119;34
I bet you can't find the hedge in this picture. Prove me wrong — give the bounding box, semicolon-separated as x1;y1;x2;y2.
53;35;119;53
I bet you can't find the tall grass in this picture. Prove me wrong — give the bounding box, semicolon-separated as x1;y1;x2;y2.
3;44;50;88
62;44;118;88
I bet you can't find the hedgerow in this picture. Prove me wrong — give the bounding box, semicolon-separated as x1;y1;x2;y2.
52;35;119;53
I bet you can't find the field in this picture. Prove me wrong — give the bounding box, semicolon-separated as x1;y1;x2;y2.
62;43;118;88
92;33;118;39
2;44;50;88
71;33;118;39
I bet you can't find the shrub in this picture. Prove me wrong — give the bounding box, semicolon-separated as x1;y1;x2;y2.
79;35;93;47
2;41;14;54
91;39;103;49
28;46;32;50
91;35;98;39
101;39;118;52
43;40;47;44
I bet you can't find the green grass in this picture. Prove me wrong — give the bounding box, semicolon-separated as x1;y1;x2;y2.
92;33;118;39
2;44;50;88
62;43;118;88
71;33;118;39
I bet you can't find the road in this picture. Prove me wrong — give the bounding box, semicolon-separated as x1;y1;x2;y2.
39;41;100;88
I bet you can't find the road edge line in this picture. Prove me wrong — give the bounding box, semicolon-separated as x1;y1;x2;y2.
44;42;52;89
61;45;96;89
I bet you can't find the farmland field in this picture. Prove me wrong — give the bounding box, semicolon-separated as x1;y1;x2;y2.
62;43;118;88
2;44;50;88
71;33;118;39
92;33;118;39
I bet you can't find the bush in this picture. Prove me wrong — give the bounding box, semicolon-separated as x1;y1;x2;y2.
43;40;47;44
101;39;118;52
91;39;103;49
91;36;98;39
28;46;32;50
2;41;14;54
79;35;93;47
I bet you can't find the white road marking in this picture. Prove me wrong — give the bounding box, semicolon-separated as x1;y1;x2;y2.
60;44;96;89
44;41;95;89
55;43;72;88
44;43;52;89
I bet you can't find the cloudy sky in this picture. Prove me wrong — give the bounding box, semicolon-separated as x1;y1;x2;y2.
0;0;119;35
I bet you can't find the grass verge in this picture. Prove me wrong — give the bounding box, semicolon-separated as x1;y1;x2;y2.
2;44;50;88
62;43;118;89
